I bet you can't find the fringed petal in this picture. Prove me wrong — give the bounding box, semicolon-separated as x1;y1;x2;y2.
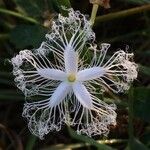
77;67;105;81
88;44;138;93
22;87;72;139
45;9;95;54
11;8;138;140
22;99;64;139
49;82;71;107
11;50;64;97
66;92;117;137
64;48;78;74
73;83;92;109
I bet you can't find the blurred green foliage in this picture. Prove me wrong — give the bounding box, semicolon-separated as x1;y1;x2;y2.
123;0;150;4
10;24;47;48
133;87;150;122
0;0;150;149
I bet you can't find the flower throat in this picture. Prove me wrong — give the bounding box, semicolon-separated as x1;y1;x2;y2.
67;74;76;82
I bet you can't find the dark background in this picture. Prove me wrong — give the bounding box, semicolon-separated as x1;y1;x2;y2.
0;0;150;149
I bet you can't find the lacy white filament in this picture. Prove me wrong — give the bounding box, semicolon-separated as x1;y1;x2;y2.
11;9;137;139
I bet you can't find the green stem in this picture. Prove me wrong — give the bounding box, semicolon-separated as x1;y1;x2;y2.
0;34;9;40
48;139;127;149
97;139;127;144
68;127;114;150
1;21;15;29
90;4;99;26
25;135;37;150
128;86;134;149
0;8;39;24
95;4;150;25
104;28;150;43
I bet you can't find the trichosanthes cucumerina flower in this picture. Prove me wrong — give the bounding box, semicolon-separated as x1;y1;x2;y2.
11;9;138;139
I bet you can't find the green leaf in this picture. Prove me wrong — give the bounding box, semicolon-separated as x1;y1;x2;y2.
56;0;71;8
30;0;54;16
68;127;115;150
133;87;150;122
25;135;37;150
51;0;71;15
141;130;150;148
139;64;150;76
14;0;43;19
10;25;47;49
126;138;149;150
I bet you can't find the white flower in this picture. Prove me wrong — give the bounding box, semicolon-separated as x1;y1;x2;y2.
11;9;137;139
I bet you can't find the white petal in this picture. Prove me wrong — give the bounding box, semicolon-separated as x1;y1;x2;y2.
73;83;92;109
38;68;66;81
49;82;71;107
64;46;78;74
77;67;106;81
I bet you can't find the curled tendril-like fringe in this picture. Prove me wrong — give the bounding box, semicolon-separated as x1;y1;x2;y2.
89;43;138;93
51;8;94;40
11;9;138;139
11;43;137;139
22;92;116;139
69;95;117;137
11;49;63;97
41;9;95;56
22;98;67;139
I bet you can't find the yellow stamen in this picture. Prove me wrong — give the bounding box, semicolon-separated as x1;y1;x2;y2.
67;74;76;82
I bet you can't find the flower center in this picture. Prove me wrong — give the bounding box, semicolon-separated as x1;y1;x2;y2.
67;74;76;82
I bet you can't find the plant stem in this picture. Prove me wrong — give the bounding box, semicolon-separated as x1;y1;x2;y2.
95;4;150;25
0;34;9;40
25;135;37;150
68;127;114;150
90;4;99;26
97;139;127;144
48;139;127;149
128;86;134;149
104;28;150;43
0;8;39;24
